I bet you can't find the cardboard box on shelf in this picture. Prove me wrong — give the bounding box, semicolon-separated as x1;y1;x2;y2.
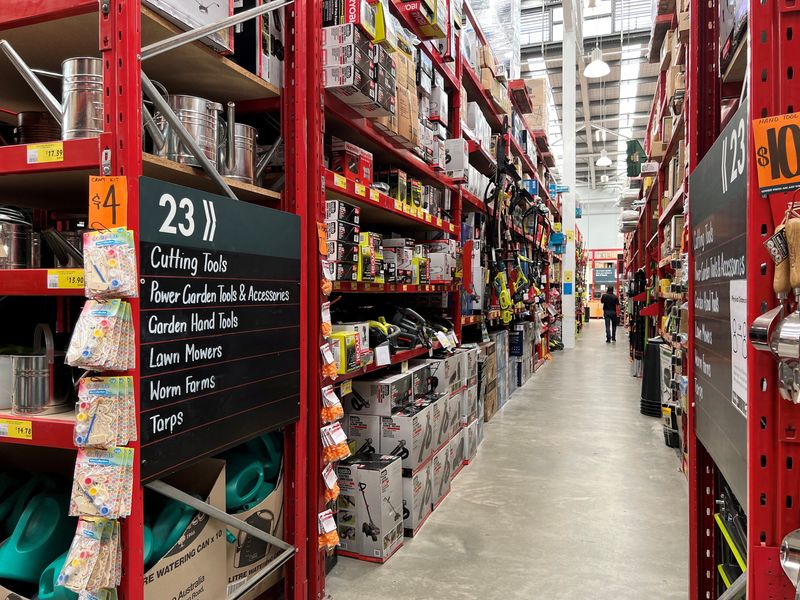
337;454;404;561
402;462;434;536
381;403;435;474
447;388;463;439
346;413;383;455
524;77;549;131
411;354;462;396
461;384;478;426
347;371;413;416
431;444;451;508
144;459;228;600
464;418;479;462
225;469;285;599
480;45;497;74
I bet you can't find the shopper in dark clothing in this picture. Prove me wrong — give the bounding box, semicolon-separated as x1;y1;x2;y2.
601;286;619;343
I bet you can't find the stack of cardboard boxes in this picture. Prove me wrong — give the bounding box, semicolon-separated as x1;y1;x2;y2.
478;340;498;421
490;330;510;409
375;51;419;148
479;46;512;115
510;321;535;389
337;345;484;557
524;77;549;132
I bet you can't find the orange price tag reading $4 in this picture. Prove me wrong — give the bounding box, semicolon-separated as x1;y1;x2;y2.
88;176;128;230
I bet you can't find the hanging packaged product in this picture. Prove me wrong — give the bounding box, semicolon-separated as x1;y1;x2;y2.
80;590;118;600
75;376;137;448
322;462;340;503
321;384;344;423
320;342;338;379
70;447;134;519
320;422;351;463
321;260;334;296
66;300;136;371
83;228;138;299
318;509;340;550
321;301;333;337
58;517;121;594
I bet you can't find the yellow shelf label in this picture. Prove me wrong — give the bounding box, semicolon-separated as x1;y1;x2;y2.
425;213;432;223
355;183;366;196
340;380;352;396
448;223;455;232
47;269;84;289
370;189;380;202
0;418;33;440
394;199;404;211
333;173;347;189
436;217;442;227
27;141;63;164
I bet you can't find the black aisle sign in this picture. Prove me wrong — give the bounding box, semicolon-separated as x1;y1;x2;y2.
689;101;748;507
138;177;301;482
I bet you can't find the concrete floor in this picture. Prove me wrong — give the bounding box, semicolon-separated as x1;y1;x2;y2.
325;322;689;599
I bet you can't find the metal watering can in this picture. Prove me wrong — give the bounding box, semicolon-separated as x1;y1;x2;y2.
144;97;273;185
0;40;103;140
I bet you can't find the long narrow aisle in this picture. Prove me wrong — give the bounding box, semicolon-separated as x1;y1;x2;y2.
326;322;688;599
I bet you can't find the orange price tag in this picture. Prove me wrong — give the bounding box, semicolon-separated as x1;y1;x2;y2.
88;176;128;229
370;189;380;202
402;284;408;291
317;222;327;255
753;111;800;194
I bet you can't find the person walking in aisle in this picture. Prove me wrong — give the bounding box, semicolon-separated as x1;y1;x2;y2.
601;285;619;343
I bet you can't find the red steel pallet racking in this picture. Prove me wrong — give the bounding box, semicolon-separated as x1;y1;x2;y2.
0;1;308;598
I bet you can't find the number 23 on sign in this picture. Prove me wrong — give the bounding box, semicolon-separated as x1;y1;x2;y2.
88;176;128;229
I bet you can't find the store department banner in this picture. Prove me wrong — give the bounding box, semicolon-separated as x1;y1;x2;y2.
138;177;301;482
689;101;748;508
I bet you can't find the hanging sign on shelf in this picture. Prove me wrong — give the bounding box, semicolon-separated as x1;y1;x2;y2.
138;177;301;482
690;100;748;505
752;111;800;194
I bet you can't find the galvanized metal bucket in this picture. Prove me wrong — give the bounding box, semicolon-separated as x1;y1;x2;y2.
154;95;224;168
220;123;258;184
11;324;73;415
61;57;104;140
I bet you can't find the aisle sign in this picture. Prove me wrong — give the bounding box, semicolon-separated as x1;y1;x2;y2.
753;111;800;194
138;177;300;482
89;176;128;229
690;100;748;505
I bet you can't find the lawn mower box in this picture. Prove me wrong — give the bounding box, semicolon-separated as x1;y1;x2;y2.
464;418;479;462
430;392;450;450
337;454;404;561
144;459;227;600
346;371;412;416
431;444;451;508
380;402;435;474
449;428;465;475
461;384;478;426
447;388;463;439
226;466;285;599
402;462;433;536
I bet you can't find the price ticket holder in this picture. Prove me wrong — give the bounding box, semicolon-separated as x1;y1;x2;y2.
145;480;296;600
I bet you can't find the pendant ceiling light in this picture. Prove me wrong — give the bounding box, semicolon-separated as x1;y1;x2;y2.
596;149;612;167
601;174;609;183
584;46;610;79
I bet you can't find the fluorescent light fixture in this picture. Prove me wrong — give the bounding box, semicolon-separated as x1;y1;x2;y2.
596;149;613;167
584;47;610;79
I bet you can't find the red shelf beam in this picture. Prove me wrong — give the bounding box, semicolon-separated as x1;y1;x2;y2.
461;62;503;131
658;183;685;226
325;169;457;234
0;137;101;175
466;139;497;177
329;342;443;383
332;281;458;293
0;269;85;296
508;79;533;114
0;0;96;28
461;189;485;211
325;93;458;192
0;412;75;449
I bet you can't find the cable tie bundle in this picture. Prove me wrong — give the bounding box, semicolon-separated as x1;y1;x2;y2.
83;228;138;299
320;422;350;464
75;376;137;448
58;517;121;594
70;447;134;519
66;300;135;371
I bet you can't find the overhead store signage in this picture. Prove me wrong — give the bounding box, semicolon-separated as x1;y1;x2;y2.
689;101;748;506
593;267;616;284
752;111;800;194
138;177;301;482
626;140;647;177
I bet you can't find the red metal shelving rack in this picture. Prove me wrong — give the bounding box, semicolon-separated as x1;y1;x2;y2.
0;2;309;599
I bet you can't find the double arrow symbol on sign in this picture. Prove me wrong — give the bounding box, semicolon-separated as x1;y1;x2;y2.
202;199;217;242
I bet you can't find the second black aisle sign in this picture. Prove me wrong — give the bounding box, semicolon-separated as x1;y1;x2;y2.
138;177;301;482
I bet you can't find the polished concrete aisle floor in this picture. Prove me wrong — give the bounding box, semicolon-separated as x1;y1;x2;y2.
326;323;688;599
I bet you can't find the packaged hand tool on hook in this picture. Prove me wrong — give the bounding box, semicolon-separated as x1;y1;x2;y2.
83;229;138;299
59;517;121;594
320;422;351;464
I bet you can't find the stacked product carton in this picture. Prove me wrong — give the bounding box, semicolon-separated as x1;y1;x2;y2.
490;330;509;409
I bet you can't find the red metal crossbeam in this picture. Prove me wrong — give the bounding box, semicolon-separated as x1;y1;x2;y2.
0;0;96;29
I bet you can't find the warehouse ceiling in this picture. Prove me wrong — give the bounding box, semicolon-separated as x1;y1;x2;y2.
519;0;657;195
